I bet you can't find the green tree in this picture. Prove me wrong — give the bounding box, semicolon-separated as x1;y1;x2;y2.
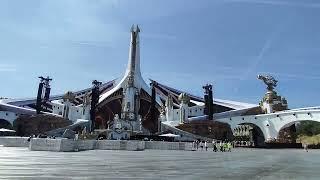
296;121;320;136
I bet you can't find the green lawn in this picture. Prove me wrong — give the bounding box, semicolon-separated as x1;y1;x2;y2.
297;134;320;145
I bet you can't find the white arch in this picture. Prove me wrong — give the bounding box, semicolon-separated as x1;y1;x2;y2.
234;123;265;140
274;119;320;139
265;109;320;139
0;111;18;125
216;115;272;140
216;108;320;141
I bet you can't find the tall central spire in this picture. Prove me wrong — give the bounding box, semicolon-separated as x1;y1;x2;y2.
125;24;141;78
99;25;150;104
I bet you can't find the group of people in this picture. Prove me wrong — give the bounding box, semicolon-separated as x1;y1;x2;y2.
213;141;233;152
192;140;233;152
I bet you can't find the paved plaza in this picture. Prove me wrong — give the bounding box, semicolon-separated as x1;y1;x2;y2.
0;147;319;180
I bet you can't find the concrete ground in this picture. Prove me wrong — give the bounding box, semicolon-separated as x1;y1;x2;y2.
0;147;319;180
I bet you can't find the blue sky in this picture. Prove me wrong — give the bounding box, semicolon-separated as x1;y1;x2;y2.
0;0;320;108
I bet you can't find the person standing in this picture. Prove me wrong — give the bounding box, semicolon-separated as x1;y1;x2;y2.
304;144;308;152
213;143;217;152
225;142;228;152
205;141;208;151
192;140;196;151
220;141;224;152
227;142;232;152
212;139;215;151
200;141;204;151
196;140;199;150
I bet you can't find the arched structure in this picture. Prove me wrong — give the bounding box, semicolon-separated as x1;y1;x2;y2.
216;107;320;141
0;119;13;129
234;123;265;147
0;111;18;125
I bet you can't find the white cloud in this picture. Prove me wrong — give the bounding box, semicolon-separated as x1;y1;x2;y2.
240;24;288;80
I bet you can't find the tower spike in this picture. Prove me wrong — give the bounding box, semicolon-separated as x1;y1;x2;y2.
125;24;141;78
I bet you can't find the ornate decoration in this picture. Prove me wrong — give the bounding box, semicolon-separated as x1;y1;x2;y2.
202;84;212;94
127;73;134;87
178;93;190;104
83;93;91;105
160;102;166;115
63;91;76;102
257;74;278;91
165;94;173;108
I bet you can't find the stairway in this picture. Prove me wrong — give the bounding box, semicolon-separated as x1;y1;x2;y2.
161;122;212;142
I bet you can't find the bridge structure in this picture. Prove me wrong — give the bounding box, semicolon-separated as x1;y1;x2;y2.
215;107;320;141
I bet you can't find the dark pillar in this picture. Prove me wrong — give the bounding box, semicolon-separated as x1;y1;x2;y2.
43;76;52;102
44;86;51;101
150;81;157;133
208;85;214;117
90;80;102;132
36;76;52;114
203;84;213;120
204;95;209;115
36;81;44;114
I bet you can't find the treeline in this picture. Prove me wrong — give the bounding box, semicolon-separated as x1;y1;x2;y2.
296;121;320;136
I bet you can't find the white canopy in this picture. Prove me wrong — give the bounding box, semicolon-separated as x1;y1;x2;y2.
0;128;16;132
159;133;180;137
